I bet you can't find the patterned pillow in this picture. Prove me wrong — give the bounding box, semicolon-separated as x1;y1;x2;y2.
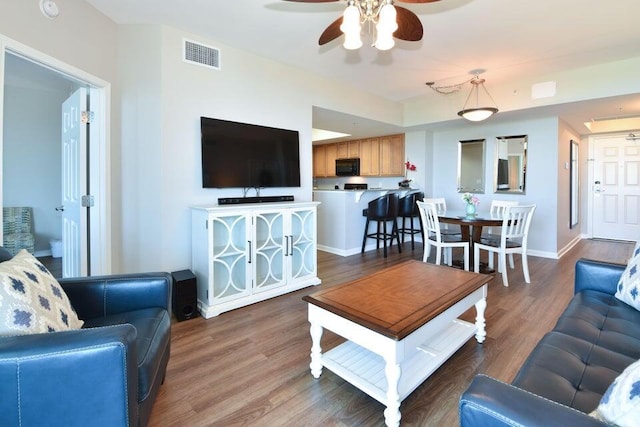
616;247;640;311
592;359;640;426
0;249;83;337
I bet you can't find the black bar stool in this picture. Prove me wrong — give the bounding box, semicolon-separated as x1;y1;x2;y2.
397;191;424;250
361;193;401;258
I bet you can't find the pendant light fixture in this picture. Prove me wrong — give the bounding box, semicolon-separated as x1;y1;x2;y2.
457;71;499;122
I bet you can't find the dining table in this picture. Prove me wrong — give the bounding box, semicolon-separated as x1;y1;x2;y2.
437;210;504;272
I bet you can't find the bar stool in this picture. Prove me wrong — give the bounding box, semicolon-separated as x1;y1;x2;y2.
361;193;401;258
397;191;424;250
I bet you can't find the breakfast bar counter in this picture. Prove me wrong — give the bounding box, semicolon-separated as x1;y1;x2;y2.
313;188;415;256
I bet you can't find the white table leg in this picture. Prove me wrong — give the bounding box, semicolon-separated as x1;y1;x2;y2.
383;359;402;427
309;322;324;378
475;297;487;343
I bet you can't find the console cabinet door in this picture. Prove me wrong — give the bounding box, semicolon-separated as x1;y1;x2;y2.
253;210;286;292
287;207;317;284
210;213;251;302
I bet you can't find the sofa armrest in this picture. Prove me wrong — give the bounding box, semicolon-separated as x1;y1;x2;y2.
460;375;605;427
574;258;625;296
0;325;138;426
60;272;171;320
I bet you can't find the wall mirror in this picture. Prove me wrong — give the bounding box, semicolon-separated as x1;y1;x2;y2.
458;139;486;194
570;139;579;228
494;135;527;194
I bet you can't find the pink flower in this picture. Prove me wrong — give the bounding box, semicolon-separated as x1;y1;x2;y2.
405;161;417;171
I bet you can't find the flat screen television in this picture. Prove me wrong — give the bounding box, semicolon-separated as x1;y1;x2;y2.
201;117;301;188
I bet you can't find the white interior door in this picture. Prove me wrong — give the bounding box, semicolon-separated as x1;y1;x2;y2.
61;88;87;277
592;135;640;241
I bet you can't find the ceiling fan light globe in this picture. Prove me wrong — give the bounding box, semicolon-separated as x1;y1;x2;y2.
378;4;397;30
374;32;395;50
343;32;363;50
340;5;361;32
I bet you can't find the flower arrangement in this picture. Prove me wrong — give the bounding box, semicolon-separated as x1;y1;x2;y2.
399;161;417;188
462;192;480;206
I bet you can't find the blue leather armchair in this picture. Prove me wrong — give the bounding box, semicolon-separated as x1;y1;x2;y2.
0;264;171;427
460;258;640;426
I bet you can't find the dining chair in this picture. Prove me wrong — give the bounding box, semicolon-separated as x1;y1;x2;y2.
482;200;519;262
397;191;424;250
417;201;469;271
423;197;461;237
362;193;401;258
474;204;536;287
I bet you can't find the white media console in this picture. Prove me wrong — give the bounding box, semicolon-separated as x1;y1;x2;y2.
191;202;321;318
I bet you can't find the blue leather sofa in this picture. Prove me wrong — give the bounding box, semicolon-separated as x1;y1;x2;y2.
460;258;640;426
0;247;171;427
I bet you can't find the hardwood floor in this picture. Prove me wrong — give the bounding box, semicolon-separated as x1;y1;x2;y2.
148;239;633;427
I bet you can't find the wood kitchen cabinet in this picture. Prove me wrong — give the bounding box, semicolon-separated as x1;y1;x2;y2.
359;138;380;176
313;145;327;177
313;144;337;177
337;141;360;159
313;134;404;178
380;134;405;176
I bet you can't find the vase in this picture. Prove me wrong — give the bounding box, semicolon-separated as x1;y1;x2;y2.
465;203;476;217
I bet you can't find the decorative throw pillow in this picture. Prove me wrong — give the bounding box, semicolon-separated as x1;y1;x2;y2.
616;245;640;311
592;359;640;426
0;249;83;337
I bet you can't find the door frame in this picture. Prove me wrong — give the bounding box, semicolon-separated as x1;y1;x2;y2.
0;34;111;275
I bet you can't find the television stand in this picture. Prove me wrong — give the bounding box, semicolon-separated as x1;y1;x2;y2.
218;195;294;205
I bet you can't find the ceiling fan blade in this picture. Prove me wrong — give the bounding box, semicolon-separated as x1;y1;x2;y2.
319;17;343;45
394;6;423;41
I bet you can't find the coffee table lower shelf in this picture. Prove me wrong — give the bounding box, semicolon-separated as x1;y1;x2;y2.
321;319;476;405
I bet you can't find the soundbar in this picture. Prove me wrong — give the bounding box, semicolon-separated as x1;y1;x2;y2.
218;195;294;205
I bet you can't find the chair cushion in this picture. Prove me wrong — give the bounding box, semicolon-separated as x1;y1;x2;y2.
553;290;640;359
0;250;83;337
592;358;640;427
83;307;171;402
512;331;636;413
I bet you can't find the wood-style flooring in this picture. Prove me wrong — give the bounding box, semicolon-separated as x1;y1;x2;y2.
148;239;633;426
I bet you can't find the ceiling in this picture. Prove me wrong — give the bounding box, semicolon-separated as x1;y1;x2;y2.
83;0;640;140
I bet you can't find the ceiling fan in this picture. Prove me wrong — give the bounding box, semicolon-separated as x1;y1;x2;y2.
284;0;441;50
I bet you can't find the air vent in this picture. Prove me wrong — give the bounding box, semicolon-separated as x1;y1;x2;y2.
183;39;220;70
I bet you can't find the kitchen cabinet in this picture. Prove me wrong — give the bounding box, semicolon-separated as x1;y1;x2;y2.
313;134;405;178
380;134;405;176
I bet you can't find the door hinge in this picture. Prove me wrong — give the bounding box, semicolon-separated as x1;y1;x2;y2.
81;110;94;124
81;195;95;207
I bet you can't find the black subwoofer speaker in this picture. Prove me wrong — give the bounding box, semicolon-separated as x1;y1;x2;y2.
171;269;198;321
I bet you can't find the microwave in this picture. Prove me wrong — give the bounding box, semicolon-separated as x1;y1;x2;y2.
336;158;360;176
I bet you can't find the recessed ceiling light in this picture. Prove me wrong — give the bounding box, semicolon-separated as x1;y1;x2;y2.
40;0;59;19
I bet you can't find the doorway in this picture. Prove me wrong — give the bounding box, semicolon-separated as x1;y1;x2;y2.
588;133;640;241
0;44;110;277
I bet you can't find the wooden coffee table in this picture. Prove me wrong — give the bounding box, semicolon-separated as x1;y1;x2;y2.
302;260;490;427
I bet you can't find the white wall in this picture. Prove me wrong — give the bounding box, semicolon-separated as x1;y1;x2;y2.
117;25;406;273
3;85;66;253
415;116;560;256
557;120;582;251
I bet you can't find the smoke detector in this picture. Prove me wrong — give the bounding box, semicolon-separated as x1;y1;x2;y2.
40;0;59;19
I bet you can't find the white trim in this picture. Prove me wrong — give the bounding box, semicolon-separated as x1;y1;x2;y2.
0;32;111;275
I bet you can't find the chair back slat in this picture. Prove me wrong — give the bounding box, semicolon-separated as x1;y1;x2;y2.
501;205;536;244
417;201;441;242
423;197;447;215
490;200;518;218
